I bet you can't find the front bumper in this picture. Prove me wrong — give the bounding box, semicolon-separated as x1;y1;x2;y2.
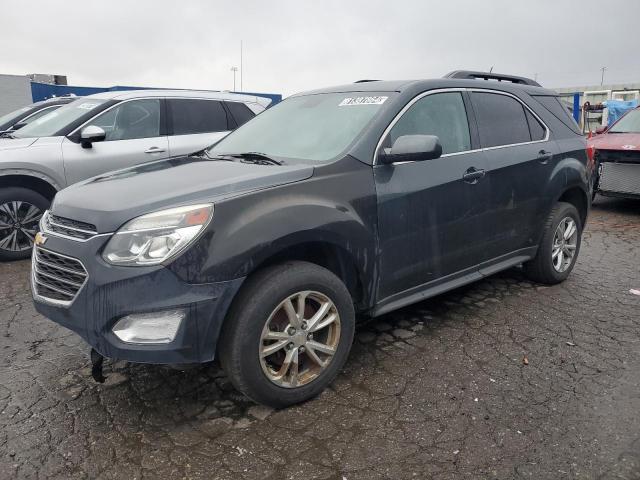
31;233;244;364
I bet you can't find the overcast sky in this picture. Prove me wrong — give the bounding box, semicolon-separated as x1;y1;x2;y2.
2;0;639;97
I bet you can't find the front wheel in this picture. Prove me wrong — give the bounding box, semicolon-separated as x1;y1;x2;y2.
524;201;582;285
0;187;49;261
218;261;355;408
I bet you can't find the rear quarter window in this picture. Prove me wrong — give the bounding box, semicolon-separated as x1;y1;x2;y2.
225;101;255;127
532;95;581;135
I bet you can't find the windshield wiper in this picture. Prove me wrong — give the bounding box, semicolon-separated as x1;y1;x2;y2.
229;152;284;166
0;131;17;139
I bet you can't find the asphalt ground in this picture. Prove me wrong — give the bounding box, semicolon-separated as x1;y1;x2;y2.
1;195;639;479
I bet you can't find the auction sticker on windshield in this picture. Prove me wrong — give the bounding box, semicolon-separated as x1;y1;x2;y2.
77;103;101;110
339;96;388;106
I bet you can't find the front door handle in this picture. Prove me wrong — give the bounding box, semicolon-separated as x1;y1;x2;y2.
538;149;553;164
144;146;166;154
463;167;486;184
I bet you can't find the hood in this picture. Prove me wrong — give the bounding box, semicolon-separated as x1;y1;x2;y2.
588;132;640;151
51;155;315;232
0;137;38;151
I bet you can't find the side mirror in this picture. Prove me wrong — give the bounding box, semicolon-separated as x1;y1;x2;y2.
595;126;608;135
80;125;106;148
379;134;443;164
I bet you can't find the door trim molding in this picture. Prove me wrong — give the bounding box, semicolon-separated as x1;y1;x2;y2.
371;246;537;317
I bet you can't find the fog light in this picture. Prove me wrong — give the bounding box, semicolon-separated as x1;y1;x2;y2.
112;309;185;344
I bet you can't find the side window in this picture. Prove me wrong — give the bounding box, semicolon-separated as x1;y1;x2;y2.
532;95;581;134
86;99;161;141
471;92;531;148
388;92;471;155
525;109;546;141
169;99;229;135
225;101;255;127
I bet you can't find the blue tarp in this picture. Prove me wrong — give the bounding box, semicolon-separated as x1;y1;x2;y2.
604;99;639;125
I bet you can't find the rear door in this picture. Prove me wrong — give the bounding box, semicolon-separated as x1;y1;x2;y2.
374;90;491;301
61;98;168;185
166;98;232;156
469;90;556;262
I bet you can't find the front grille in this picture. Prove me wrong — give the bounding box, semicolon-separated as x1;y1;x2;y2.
599;162;640;196
44;212;97;241
595;149;640;164
32;247;88;304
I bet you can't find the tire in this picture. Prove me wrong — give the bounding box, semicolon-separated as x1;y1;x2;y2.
0;187;50;261
524;201;582;285
218;261;355;408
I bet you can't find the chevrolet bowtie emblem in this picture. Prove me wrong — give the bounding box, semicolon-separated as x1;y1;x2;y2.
34;232;47;246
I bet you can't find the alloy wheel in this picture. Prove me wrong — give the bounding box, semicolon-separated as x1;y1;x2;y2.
0;201;42;252
552;216;578;273
259;290;341;388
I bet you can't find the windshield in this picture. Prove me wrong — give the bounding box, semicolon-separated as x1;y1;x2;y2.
0;106;31;130
609;108;640;133
208;92;392;162
14;99;107;138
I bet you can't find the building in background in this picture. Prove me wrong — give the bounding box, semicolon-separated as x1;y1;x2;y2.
0;73;281;116
554;82;640;133
0;73;65;115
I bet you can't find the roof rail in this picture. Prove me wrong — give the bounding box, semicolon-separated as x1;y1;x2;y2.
444;70;541;87
354;79;380;83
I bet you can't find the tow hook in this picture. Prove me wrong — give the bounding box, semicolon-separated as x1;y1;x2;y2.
90;348;106;383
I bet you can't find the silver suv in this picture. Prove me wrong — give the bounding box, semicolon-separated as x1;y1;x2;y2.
0;89;270;260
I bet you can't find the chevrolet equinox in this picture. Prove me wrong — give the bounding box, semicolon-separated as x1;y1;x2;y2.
31;71;592;408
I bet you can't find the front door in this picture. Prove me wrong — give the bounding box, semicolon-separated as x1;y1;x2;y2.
62;98;169;185
374;91;491;301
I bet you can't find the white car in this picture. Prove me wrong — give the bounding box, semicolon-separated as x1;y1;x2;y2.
0;89;271;260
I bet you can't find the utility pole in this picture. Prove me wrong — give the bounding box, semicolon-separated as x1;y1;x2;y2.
231;66;238;91
240;40;243;92
600;66;607;86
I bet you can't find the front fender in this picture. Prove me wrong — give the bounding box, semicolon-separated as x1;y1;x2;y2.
0;137;66;188
169;158;378;297
0;168;63;191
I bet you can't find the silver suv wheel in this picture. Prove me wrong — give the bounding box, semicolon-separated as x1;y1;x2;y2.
551;216;578;273
259;290;341;388
0;201;42;252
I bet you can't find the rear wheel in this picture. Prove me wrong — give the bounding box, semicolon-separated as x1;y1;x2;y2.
0;188;49;261
524;202;582;284
218;261;355;408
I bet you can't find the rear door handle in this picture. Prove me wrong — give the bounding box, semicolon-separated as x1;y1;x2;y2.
144;147;166;154
463;167;486;184
538;149;553;164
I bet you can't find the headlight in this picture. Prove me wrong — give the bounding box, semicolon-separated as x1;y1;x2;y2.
102;204;213;266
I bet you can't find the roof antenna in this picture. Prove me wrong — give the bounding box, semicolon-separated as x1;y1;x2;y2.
489;66;494;73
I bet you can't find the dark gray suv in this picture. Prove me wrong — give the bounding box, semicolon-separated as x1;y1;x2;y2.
32;71;592;407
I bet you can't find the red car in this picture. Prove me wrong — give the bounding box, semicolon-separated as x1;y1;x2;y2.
589;106;640;200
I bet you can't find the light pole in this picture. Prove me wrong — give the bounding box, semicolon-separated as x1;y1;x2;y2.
600;66;607;86
231;66;238;91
